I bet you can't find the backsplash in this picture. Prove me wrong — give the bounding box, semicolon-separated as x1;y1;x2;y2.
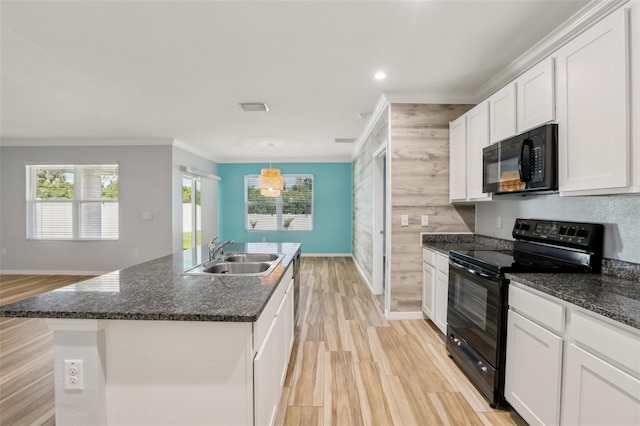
475;194;640;264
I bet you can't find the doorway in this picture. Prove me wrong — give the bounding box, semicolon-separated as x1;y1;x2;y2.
372;142;389;314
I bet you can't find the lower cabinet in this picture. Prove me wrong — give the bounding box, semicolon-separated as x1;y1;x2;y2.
505;309;563;425
561;312;640;426
507;282;640;426
254;278;294;426
422;248;449;335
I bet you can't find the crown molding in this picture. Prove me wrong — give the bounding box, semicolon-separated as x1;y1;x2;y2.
351;93;390;161
216;157;352;164
383;91;476;105
0;137;174;147
474;0;630;102
171;139;218;163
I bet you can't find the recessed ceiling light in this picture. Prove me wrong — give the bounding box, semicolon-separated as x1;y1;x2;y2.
239;102;269;112
334;138;355;144
374;71;386;80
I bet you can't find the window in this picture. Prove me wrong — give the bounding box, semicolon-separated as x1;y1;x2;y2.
26;164;119;240
182;174;202;266
245;174;313;231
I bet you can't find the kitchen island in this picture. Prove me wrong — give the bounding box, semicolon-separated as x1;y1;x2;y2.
0;242;301;426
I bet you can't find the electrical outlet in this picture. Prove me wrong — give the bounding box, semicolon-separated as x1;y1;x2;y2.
142;212;153;221
421;215;429;227
1;248;6;255
401;215;409;227
133;248;139;255
64;359;83;390
496;216;502;229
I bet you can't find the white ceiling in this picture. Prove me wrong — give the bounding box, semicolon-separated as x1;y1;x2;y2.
0;0;588;163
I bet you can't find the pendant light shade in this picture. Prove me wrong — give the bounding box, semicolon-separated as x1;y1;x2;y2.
258;167;284;197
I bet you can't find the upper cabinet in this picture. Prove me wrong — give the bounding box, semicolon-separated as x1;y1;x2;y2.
516;57;555;133
449;115;467;202
556;7;632;195
488;57;555;145
466;102;492;201
449;102;491;203
489;83;517;144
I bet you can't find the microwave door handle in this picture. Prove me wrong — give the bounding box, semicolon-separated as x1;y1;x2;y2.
519;138;533;183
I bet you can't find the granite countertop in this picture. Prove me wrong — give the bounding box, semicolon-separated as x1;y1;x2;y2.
507;272;640;330
0;242;301;322
422;233;640;331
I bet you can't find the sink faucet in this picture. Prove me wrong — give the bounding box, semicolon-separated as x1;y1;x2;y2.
208;236;234;261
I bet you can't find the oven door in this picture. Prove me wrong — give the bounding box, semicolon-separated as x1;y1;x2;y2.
447;258;504;367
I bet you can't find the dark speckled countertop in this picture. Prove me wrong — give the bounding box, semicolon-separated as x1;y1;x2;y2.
0;242;301;322
422;233;640;330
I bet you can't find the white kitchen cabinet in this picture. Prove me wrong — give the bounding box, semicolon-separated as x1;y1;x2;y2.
466;101;492;201
434;270;449;335
506;285;564;426
449;114;467;202
423;248;449;335
561;311;640;426
489;83;517;144
516;57;555;133
255;278;294;426
422;255;436;320
556;7;631;194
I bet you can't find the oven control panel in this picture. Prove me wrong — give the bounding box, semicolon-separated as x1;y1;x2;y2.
512;218;603;250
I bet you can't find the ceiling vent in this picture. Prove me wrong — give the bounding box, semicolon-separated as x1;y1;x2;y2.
334;138;355;144
239;102;269;112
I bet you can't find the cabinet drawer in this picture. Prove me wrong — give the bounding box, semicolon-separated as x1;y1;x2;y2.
571;311;640;376
423;248;436;267
509;284;564;334
436;254;449;273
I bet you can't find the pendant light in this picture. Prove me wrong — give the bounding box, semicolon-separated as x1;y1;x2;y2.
258;143;283;197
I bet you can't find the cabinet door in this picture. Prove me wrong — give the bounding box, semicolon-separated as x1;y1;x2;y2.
562;343;640;426
556;8;630;193
434;271;448;335
449;115;467;201
254;319;279;426
282;280;295;381
422;263;436;320
505;310;563;426
466;102;491;201
489;83;517;143
517;57;555;133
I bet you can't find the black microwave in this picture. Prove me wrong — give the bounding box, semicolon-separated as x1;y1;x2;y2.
483;124;558;195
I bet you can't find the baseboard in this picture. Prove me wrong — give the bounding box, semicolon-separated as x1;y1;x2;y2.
300;253;352;257
0;269;108;276
351;256;374;293
386;311;426;320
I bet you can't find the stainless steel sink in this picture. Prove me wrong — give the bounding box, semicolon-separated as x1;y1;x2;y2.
204;262;270;274
184;253;284;276
223;253;280;263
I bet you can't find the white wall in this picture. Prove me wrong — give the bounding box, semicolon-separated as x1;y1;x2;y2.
475;194;640;263
0;144;173;273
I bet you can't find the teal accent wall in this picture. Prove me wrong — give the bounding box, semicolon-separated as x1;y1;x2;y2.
218;163;352;254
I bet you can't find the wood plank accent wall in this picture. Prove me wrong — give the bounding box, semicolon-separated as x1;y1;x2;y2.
388;104;475;312
352;108;389;286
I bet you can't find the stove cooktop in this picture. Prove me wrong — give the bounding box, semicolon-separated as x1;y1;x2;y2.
449;249;587;274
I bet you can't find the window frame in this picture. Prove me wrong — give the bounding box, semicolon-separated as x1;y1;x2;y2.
25;163;120;241
244;174;314;232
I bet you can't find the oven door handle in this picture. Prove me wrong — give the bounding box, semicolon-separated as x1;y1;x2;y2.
449;260;494;280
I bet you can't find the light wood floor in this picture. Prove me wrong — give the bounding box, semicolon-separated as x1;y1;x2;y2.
275;257;524;426
0;260;524;425
0;274;94;426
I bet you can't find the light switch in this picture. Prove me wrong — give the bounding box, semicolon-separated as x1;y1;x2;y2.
401;215;409;227
496;216;502;229
142;212;153;221
421;215;429;227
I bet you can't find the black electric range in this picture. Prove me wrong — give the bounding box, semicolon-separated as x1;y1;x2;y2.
446;218;604;408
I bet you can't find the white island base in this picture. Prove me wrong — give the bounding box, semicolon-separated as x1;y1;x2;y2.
46;271;294;426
